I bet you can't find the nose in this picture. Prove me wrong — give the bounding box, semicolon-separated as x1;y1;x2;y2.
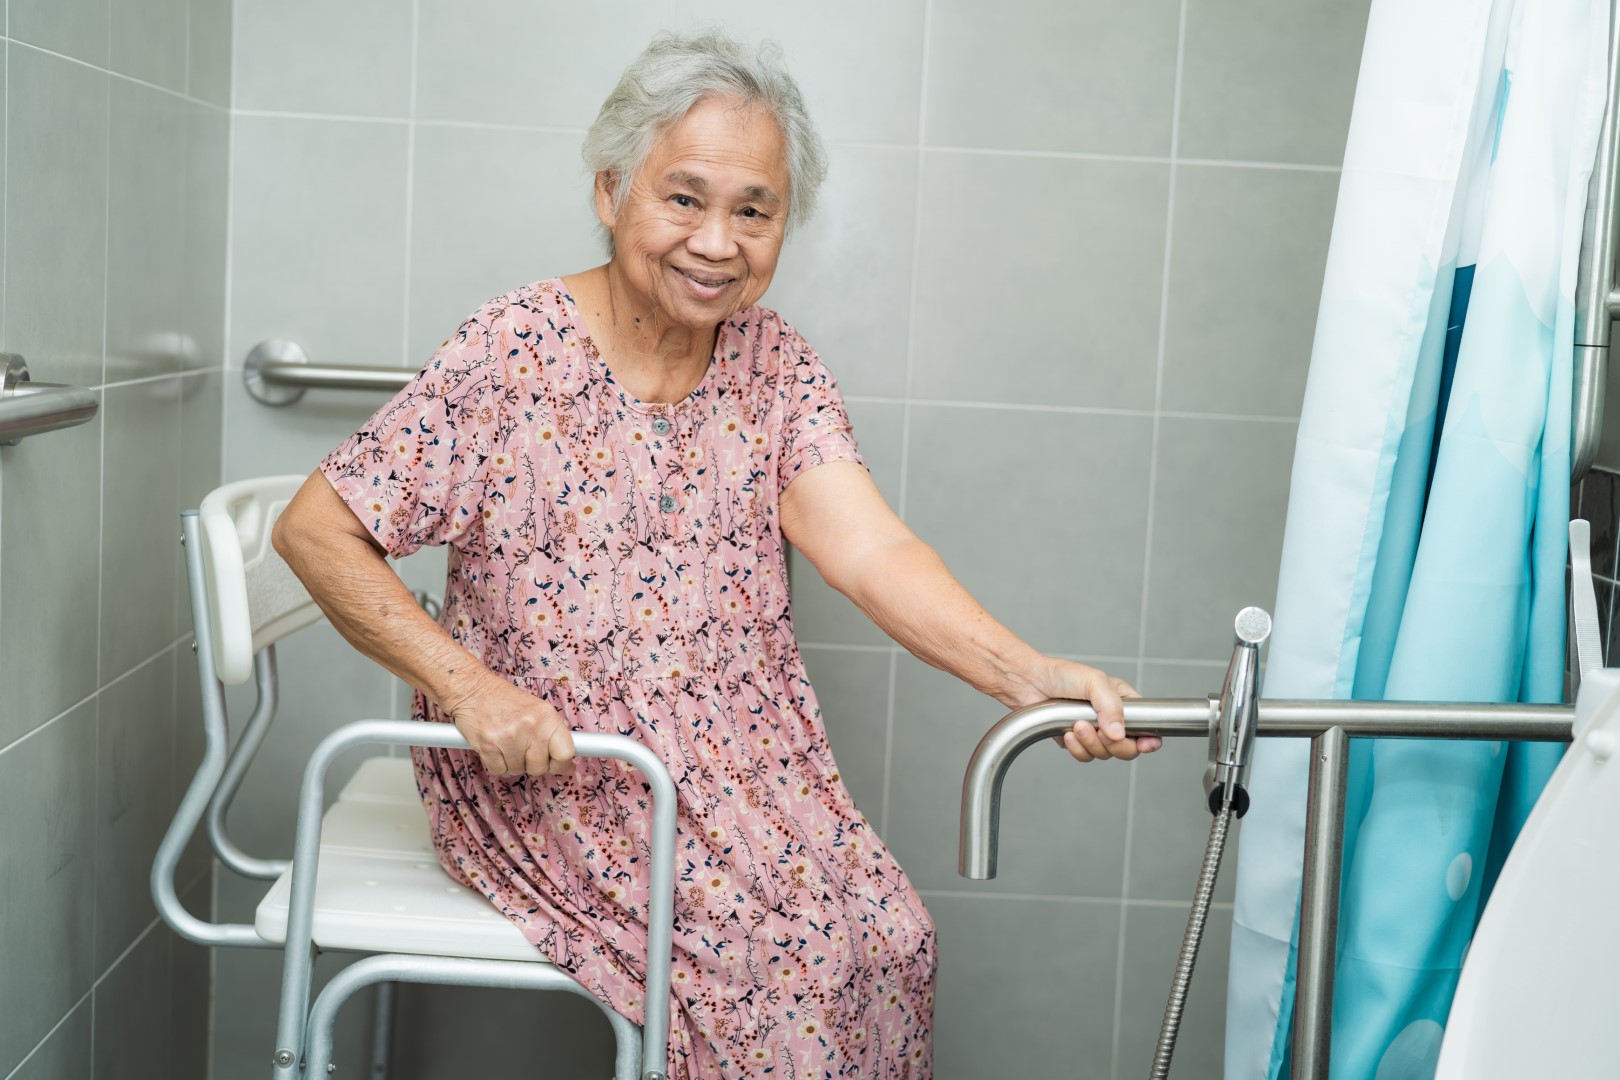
686;209;739;262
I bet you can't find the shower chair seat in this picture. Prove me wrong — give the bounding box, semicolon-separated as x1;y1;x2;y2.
253;758;542;963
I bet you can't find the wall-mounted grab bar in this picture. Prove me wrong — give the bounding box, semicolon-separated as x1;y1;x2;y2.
0;354;99;446
960;695;1573;1080
244;339;413;406
1572;0;1620;479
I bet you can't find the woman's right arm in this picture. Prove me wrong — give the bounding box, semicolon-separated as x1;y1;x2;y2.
272;469;576;777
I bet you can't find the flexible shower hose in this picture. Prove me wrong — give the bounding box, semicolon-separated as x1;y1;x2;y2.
1150;804;1235;1079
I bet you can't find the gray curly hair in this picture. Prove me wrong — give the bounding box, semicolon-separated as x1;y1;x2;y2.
583;31;828;245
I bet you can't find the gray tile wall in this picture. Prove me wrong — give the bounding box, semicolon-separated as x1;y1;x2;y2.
0;2;232;1078
215;1;1368;1076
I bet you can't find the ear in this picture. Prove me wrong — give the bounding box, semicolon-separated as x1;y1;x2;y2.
593;171;619;231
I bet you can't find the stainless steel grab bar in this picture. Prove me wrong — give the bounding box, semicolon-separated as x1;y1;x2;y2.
1573;0;1620;479
0;354;99;445
959;695;1574;1080
244;339;413;406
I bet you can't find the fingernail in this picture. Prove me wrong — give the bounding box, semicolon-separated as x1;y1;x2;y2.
1107;724;1125;740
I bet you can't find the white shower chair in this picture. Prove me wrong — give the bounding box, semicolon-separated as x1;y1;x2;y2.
151;475;674;1079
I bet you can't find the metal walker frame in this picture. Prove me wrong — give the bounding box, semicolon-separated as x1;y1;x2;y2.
153;507;675;1079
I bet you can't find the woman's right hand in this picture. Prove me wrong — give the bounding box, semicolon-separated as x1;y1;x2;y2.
444;673;576;777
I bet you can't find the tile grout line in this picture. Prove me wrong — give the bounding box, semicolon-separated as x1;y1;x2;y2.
100;638;180;696
94;364;225;392
843;393;1301;424
876;0;933;845
892;0;933;526
4;36;226;115
2;991;89;1080
799;640;905;654
1116;0;1192;1074
208;109;1346;175
231;106;411;126
217;2;239;496
0;684;96;757
398;0;421;367
208;12;244;1070
878;647;899;835
94;69;111;1064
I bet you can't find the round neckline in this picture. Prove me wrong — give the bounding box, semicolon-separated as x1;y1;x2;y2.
554;279;728;415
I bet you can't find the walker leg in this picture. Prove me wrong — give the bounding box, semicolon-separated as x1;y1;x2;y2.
603;1004;642;1080
368;981;396;1078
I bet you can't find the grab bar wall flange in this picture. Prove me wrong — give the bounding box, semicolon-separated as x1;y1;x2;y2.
0;353;99;446
244;339;415;406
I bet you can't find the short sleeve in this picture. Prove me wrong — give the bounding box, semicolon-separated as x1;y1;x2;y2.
320;307;512;558
775;323;865;491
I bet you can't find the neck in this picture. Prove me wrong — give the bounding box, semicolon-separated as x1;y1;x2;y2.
567;263;718;404
610;261;707;357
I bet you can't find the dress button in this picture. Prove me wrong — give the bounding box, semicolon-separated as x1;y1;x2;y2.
659;494;677;513
651;416;672;436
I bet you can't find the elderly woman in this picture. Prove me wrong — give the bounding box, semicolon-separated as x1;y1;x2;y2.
274;31;1156;1079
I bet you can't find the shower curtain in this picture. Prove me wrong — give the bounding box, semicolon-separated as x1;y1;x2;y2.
1224;1;1610;1077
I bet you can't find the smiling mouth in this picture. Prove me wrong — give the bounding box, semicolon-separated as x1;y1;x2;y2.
675;267;735;289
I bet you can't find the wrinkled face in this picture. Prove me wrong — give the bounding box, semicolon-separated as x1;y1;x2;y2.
596;95;791;331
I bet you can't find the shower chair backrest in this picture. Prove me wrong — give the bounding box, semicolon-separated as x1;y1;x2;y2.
197;474;323;686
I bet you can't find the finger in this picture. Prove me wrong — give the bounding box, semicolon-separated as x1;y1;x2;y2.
1086;675;1127;741
1136;735;1162;754
481;745;511;777
1062;729;1095;763
546;725;576;775
1105;733;1141;762
1114;677;1142;699
522;735;552;777
1072;719;1112;761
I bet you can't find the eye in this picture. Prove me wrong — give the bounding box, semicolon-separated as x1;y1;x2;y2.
671;194;697;209
739;206;765;219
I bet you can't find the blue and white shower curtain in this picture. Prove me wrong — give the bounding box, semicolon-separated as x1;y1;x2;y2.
1225;2;1610;1077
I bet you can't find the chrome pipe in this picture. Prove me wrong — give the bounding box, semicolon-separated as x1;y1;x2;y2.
204;647;290;880
259;360;414;393
302;954;647;1080
1573;345;1608;479
271;720;677;1080
0;354;99;445
1293;726;1351;1080
150;513;275;949
1571;0;1620;478
243;339;413;405
958;697;1572;881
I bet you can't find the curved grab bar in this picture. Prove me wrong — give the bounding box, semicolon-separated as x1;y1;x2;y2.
245;339;413;405
959;696;1572;880
961;693;1573;1080
0;355;98;445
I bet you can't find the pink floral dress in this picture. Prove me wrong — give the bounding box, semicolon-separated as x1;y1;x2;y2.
321;280;937;1079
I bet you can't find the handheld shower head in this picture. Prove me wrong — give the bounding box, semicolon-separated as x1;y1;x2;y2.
1205;606;1272;817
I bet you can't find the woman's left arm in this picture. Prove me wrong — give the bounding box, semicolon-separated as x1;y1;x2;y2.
780;460;1159;762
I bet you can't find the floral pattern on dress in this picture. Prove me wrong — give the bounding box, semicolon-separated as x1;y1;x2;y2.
321;280;937;1079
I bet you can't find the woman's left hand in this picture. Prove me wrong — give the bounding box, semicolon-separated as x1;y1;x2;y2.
1028;658;1160;763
